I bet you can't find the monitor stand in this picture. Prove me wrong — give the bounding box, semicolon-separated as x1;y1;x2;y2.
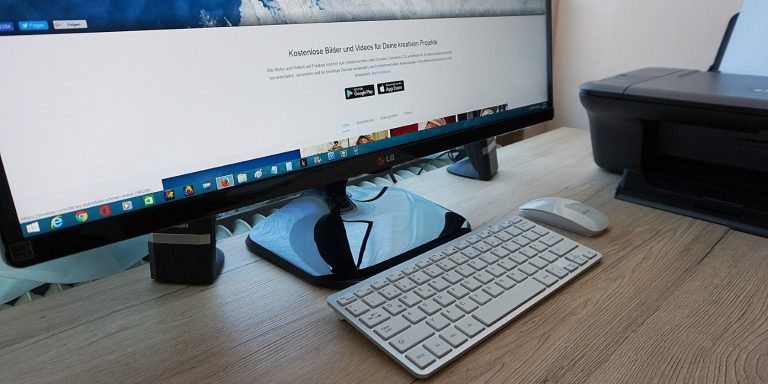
447;138;499;181
245;180;470;288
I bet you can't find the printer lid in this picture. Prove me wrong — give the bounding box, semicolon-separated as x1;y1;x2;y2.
582;67;768;113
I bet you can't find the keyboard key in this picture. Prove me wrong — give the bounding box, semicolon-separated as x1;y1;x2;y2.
473;271;494;285
581;249;599;259
396;278;417;292
468;259;488;271
456;265;476;278
491;248;510;258
423;336;452;358
416;259;433;269
533;271;559;287
550;239;578;256
515;221;535;231
355;286;374;298
402;265;420;275
404;308;428;324
508;270;528;283
546;265;569;278
540;234;562;247
486;265;507;278
495;276;517;290
565;254;589;265
474;242;492;253
520;247;539;258
449;254;469;265
519;264;538;276
441;306;465;322
530;257;549;269
509;252;528;264
410;271;430;285
418;300;442;316
482;284;505;298
399;293;422;307
337;294;357;306
437;259;458;271
462;248;481;259
540;252;559;263
477;230;494;239
426;315;450;332
493;231;512;242
498;258;518;271
346;301;370;317
429;253;446;262
486;236;504;247
423;265;445;278
361;309;390;328
455;317;485;338
428;278;450;292
472;279;546;326
415;285;436;300
433;293;455;307
562;262;580;272
502;243;521;253
469;290;492;305
530;242;548;253
456;299;479;314
512;237;530;247
375;316;411;340
442;246;460;256
489;225;505;233
506;227;523;237
406;347;436;369
460;278;482;292
480;253;499;264
371;279;389;290
532;227;549;236
442;271;463;284
440;327;468;348
387;272;405;283
384;301;407;316
455;241;471;250
390;323;434;353
523;232;539;241
363;292;386;308
447;285;470;299
467;235;483;244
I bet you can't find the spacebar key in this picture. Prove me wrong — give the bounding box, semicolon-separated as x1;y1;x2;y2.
472;279;546;327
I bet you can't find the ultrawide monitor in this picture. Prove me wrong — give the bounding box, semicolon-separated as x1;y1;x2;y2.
0;0;552;267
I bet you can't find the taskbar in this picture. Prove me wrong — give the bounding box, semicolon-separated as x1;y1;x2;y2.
18;100;548;238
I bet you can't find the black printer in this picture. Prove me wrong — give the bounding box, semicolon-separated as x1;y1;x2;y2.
580;15;768;237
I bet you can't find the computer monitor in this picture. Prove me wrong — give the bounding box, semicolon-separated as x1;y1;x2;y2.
0;1;553;281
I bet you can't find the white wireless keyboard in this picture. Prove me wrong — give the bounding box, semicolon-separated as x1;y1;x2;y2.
327;215;601;378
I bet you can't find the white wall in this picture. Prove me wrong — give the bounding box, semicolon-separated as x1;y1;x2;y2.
551;0;743;129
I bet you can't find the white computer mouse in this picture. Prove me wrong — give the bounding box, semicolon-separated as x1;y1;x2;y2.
518;197;609;236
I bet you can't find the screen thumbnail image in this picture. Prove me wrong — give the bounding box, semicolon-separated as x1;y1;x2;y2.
457;104;508;121
417;115;458;131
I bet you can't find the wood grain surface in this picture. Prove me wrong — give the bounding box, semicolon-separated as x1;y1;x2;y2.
1;128;765;384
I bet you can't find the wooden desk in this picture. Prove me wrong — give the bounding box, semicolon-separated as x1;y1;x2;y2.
2;127;767;383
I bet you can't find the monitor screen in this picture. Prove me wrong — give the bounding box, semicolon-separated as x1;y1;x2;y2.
0;0;552;265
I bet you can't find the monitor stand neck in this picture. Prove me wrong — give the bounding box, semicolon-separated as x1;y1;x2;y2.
246;180;470;288
447;138;499;181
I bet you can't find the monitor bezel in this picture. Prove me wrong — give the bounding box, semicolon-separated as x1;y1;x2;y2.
0;1;553;267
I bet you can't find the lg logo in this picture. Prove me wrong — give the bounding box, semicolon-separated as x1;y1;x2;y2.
377;154;395;166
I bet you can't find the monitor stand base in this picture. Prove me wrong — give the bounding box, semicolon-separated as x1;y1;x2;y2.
149;215;224;285
246;180;470;288
447;138;499;181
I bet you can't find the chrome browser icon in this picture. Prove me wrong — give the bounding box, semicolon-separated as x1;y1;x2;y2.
75;210;89;223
